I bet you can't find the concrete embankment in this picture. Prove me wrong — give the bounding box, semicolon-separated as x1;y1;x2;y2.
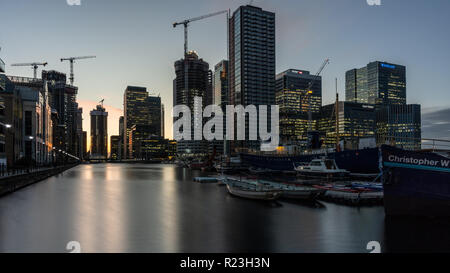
0;164;79;197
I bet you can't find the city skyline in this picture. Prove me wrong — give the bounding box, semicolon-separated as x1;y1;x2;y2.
2;0;450;147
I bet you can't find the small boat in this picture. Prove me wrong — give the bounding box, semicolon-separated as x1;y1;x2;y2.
256;180;324;200
226;184;282;201
314;184;383;205
381;145;450;217
193;177;219;183
248;167;279;175
224;177;282;201
294;158;349;180
190;160;207;170
350;182;383;191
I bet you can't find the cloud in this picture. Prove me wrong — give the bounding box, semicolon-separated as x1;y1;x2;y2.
422;108;450;141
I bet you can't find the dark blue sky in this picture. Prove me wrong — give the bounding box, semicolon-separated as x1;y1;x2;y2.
1;0;450;139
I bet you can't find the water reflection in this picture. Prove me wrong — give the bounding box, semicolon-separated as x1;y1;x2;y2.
0;163;448;253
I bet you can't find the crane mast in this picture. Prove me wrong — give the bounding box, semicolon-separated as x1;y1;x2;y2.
173;10;229;117
60;56;96;85
307;58;330;132
173;10;228;56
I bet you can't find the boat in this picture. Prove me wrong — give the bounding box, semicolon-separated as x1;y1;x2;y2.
241;147;380;174
214;156;248;173
381;145;450;217
193;177;219;183
294;158;349;180
256;180;324;200
314;184;383;205
350;182;383;191
224;177;282;201
248;167;279;175
226;184;282;201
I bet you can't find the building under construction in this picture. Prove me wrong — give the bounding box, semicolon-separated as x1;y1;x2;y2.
173;51;212;157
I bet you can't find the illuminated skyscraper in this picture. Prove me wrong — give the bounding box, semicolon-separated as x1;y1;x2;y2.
345;61;406;105
376;104;421;150
345;61;420;149
276;69;321;145
123;86;162;158
123;86;150;158
318;102;376;149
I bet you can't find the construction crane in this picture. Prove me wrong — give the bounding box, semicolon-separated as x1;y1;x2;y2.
173;10;228;56
11;62;48;79
173;10;229;110
307;58;330;131
60;56;96;85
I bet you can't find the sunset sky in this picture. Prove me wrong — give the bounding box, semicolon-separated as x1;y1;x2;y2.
2;0;450;151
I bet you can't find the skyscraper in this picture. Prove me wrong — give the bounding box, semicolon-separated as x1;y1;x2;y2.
212;60;229;155
318;102;376;149
147;96;162;137
76;107;84;160
110;135;121;160
213;60;229;108
123;86;150;159
376;104;421;150
42;70;79;156
345;61;406;105
173;51;212;157
229;5;275;151
345;61;420;149
90;104;108;159
119;116;124;160
276;69;321;145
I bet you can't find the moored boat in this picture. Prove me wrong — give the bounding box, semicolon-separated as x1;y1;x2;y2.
314;184;383;205
226;184;282;201
256;180;324;200
241;147;380;173
294;158;349;180
381;145;450;217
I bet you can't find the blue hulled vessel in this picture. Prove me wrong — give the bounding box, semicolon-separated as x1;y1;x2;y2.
381;145;450;217
241;147;380;174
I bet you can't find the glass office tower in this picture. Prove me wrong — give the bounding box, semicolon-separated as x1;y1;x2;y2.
318;102;376;149
345;61;420;149
276;69;322;145
345;61;406;105
123;86;152;159
229;5;275;151
376;104;421;150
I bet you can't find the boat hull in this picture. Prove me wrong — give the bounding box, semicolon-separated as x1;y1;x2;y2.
282;189;322;200
241;148;379;173
296;170;349;179
381;145;450;217
226;185;282;201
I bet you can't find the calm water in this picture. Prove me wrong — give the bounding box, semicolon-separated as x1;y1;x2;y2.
0;163;449;253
